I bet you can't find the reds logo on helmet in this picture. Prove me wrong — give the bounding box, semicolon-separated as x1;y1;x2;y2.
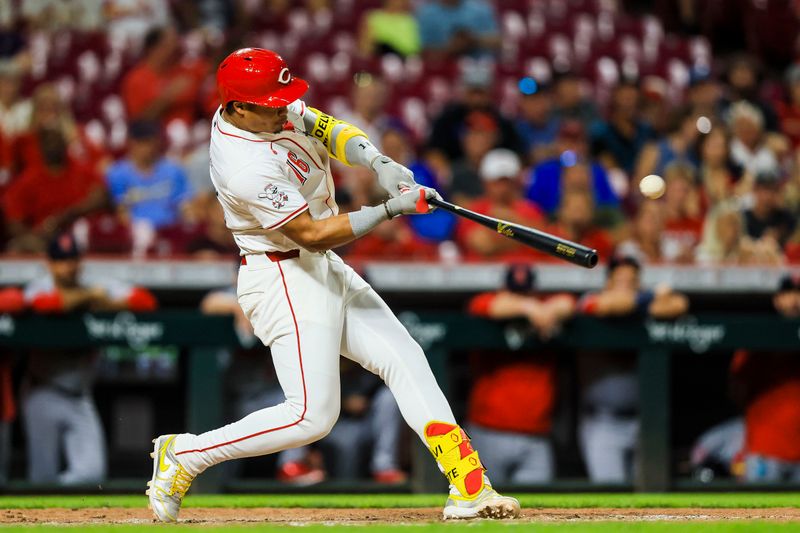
217;48;308;108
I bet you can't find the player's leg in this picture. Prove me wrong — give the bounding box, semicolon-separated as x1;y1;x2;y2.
148;256;345;522
369;385;405;478
579;413;636;483
59;395;107;485
510;435;555;485
339;264;519;519
21;386;61;483
465;424;516;485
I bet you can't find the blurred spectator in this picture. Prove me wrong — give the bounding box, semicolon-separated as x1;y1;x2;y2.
728;101;784;179
776;64;800;148
730;274;800;482
105;0;171;49
22;233;157;485
358;0;420;58
525;121;620;223
338;74;391;151
466;264;577;484
0;283;20;487
448;111;500;202
722;55;779;132
697;128;741;208
106;120;195;232
20;0;104;32
515;81;559;164
427;64;520;162
457;149;544;260
3;95;108;253
662;163;704;257
382;126;458;244
696;201;783;265
634;110;700;180
639;77;671;137
686;67;723;121
186;202;238;258
552;72;599;126
743;171;796;248
590;81;655;179
0;60;30;138
690;418;744;482
547;189;615;262
346;217;438;260
13;83;108;175
577;256;689;483
616;201;671;263
121;26;207;127
416;0;499;59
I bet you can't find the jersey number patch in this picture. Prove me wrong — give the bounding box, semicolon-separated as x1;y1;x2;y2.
287;151;310;184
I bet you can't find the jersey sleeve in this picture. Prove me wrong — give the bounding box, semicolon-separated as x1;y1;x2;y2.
230;162;309;230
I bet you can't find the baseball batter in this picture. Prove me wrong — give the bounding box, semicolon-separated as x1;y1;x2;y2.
146;48;520;521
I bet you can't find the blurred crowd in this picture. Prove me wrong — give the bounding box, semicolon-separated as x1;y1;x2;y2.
0;0;798;264
1;0;800;488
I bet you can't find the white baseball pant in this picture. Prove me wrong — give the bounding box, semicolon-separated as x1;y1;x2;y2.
174;250;456;476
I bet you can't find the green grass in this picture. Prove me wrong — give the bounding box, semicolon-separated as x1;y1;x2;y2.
2;524;800;532
0;493;799;510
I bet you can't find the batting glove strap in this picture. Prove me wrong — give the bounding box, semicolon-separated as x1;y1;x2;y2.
424;421;486;499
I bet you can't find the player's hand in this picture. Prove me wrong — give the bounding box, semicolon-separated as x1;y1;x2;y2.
372;156;418;198
384;187;437;217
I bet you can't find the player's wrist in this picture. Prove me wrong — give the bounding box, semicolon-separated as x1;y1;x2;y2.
348;204;390;238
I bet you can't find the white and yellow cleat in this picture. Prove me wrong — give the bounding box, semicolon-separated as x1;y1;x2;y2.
423;421;520;521
146;434;195;523
443;477;521;520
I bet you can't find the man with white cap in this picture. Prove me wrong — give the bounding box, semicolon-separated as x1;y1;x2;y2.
460;148;545;260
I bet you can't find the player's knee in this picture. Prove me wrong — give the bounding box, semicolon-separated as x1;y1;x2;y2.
300;400;340;443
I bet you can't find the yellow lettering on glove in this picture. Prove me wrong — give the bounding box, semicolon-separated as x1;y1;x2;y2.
308;107;368;166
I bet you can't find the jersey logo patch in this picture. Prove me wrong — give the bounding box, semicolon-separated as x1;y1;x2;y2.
259;184;289;209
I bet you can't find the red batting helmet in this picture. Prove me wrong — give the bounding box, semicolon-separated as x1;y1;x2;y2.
217;48;308;108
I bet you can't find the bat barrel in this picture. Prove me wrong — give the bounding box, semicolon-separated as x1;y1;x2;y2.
428;197;599;268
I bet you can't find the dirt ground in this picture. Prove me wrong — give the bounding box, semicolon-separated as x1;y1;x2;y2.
2;507;800;525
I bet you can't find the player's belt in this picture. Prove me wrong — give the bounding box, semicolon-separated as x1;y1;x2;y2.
241;250;301;265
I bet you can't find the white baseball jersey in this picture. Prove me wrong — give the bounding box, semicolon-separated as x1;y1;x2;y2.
209;101;338;254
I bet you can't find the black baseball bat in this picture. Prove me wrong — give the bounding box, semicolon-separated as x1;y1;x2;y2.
427;197;599;268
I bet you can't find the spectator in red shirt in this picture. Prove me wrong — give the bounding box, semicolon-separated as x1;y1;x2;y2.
458;148;545;261
345;216;439;260
121;27;207;127
546;189;614;262
3;126;107;253
662;162;704;256
730;274;800;482
13;83;108;176
466;264;576;484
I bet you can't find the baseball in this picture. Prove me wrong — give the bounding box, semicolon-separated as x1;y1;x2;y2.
639;174;666;199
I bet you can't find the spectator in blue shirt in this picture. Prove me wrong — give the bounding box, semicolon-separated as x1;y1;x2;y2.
589;81;654;177
526;121;621;227
106;121;194;229
416;0;500;58
515;81;560;164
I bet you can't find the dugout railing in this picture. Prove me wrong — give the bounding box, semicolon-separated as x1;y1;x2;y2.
1;310;798;493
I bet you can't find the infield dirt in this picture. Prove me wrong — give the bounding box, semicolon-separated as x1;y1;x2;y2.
2;507;800;525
